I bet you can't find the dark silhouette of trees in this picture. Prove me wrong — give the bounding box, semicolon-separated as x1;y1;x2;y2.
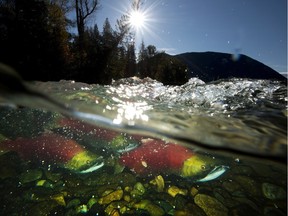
0;0;71;80
125;43;136;77
75;0;98;52
138;40;148;77
137;44;188;85
0;0;188;85
147;45;157;58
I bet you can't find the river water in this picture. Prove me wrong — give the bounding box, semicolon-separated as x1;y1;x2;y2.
0;77;286;215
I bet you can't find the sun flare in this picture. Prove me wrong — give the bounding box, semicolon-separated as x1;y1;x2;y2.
128;10;146;29
113;0;163;44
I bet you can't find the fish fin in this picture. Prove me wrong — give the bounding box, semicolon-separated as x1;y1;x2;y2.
113;161;126;174
195;165;229;182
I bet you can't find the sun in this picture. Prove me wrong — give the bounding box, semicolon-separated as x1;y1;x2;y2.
128;10;146;30
113;0;163;45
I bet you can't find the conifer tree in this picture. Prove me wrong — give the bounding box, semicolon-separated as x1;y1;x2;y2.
0;0;71;80
138;40;148;77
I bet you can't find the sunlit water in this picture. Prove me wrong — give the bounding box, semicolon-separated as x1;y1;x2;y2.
0;77;286;215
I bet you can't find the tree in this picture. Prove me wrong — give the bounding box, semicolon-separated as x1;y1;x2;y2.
125;43;136;77
47;0;73;14
138;40;148;77
0;0;72;80
147;45;157;58
75;0;98;52
101;18;121;82
138;40;147;61
102;18;114;47
46;1;72;76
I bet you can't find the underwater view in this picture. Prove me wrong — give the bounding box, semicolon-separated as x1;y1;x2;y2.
0;77;286;215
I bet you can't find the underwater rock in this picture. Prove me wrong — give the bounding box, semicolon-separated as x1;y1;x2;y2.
98;189;124;205
76;204;88;214
174;194;189;210
184;203;208;216
0;151;22;179
154;200;174;213
133;200;165;216
44;170;63;183
231;190;247;198
232;197;260;213
123;194;131;202
229;165;255;176
87;197;98;209
131;182;146;198
105;201;128;215
101;189;114;196
230;203;261;216
213;187;239;208
112;172;138;187
23;187;55;202
95;184;119;198
19;169;43;184
194;193;228;216
233;175;261;197
190;187;199;197
150;191;176;208
66;198;81;209
222;180;242;193
262;182;286;200
174;209;203;216
0;133;8;142
150;175;165;192
36;179;54;189
108;209;121;216
87;202;106;215
85;172;137;189
167;186;188;197
264;206;287;216
26;200;61;216
62;173;84;188
50;193;66;206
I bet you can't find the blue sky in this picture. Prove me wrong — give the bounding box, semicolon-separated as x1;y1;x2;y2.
91;0;287;73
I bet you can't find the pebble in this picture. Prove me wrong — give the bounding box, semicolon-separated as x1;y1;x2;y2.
262;182;286;200
131;182;146;197
167;185;188;197
98;189;124;205
50;193;66;206
233;175;261;196
190;186;199;197
194;193;228;216
133;200;165;216
150;175;165;192
66;198;81;209
76;204;88;214
19;169;43;184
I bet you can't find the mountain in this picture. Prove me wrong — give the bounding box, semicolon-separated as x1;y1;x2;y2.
174;51;286;82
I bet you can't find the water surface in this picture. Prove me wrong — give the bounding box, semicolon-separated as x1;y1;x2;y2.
0;77;286;215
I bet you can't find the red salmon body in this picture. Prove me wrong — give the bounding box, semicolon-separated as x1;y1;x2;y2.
0;133;85;164
119;139;194;175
